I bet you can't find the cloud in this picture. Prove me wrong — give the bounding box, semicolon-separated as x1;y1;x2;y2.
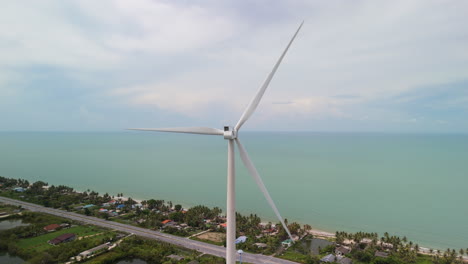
0;2;120;70
74;0;241;54
1;0;468;132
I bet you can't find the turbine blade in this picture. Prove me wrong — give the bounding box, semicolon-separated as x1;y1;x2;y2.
235;21;304;131
235;138;294;242
128;127;223;136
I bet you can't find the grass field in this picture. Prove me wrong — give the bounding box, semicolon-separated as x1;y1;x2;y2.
17;225;104;251
191;232;225;246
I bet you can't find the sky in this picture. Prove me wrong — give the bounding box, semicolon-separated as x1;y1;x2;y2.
1;0;467;133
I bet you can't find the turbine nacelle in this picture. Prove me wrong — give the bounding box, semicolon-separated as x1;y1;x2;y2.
129;21;303;264
223;126;237;140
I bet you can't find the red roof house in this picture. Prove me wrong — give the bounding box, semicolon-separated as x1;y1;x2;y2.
43;224;61;232
49;233;76;245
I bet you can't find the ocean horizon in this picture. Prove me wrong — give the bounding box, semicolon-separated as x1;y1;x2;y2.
1;131;467;250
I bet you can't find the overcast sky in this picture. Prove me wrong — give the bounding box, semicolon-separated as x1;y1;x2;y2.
1;0;467;133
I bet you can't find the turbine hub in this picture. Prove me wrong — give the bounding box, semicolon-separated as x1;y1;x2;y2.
223;126;237;140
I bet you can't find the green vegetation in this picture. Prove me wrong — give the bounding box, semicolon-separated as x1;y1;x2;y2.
2;175;468;264
17;225;103;250
0;211;117;263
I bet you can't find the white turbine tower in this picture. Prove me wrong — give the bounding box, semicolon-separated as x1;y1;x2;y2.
130;22;303;264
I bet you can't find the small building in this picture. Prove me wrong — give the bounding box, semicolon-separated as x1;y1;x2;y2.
13;187;25;192
110;211;119;216
167;254;184;261
335;246;351;256
83;204;95;209
116;204;125;209
219;223;227;228
379;242;394;249
320;254;336;263
360;238;373;244
254;243;268;248
161;219;172;225
375;251;389;258
338;257;353;264
99;208;108;212
79;243;110;258
235;236;247;244
281;239;293;247
60;223;70;228
49;233;76;245
43;224;61;232
342;239;355;245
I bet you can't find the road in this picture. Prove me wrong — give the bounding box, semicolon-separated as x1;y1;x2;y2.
0;196;298;264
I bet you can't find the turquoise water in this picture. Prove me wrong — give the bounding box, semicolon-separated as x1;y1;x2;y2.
0;219;28;231
0;132;467;250
0;251;25;264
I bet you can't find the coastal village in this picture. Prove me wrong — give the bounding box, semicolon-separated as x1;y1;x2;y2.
1;176;467;264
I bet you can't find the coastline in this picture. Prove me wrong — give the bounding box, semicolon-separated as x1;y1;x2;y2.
111;194;337;238
2;181;468;263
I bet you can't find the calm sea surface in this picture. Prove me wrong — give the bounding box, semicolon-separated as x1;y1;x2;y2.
0;132;467;250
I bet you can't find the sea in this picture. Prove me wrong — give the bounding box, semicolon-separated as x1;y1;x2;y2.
0;131;467;250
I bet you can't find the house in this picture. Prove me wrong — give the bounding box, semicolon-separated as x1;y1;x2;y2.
379;242;394;249
49;233;76;245
235;236;247;244
219;223;227;228
360;238;373;244
320;254;336;262
281;239;293;247
43;224;61;232
375;251;389;258
262;228;276;234
83;204;95;209
116;204;125;209
335;246;351;256
161;219;172;225
338;257;353;264
99;208;108;213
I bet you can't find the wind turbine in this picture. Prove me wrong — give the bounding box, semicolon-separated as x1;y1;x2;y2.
130;22;303;264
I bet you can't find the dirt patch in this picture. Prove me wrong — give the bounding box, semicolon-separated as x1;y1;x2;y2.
196;232;226;243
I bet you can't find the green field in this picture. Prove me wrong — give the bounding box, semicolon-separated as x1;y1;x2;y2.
17;225;104;251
